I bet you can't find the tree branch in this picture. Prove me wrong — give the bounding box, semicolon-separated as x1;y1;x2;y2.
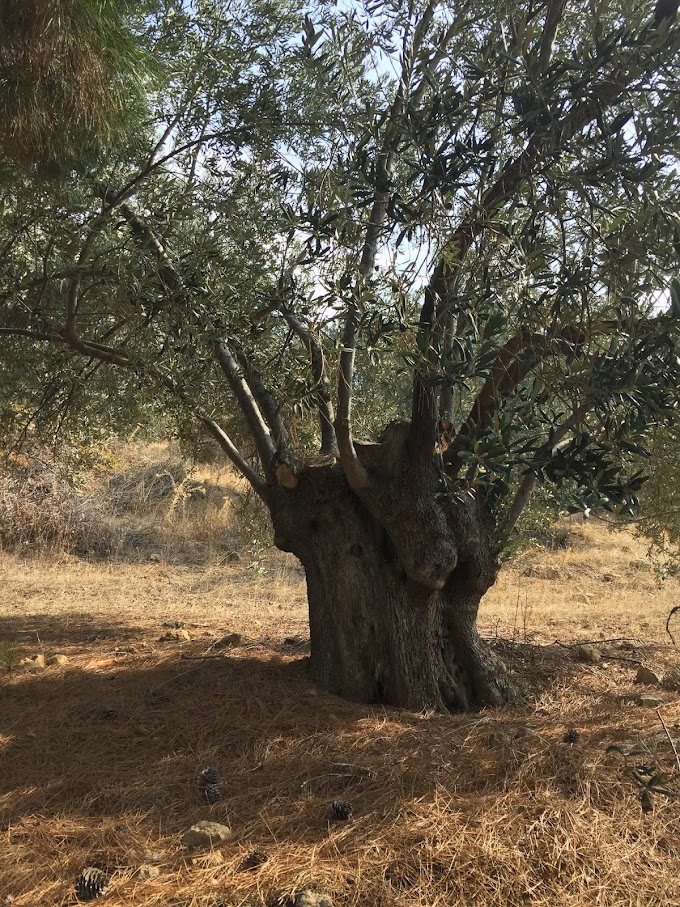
64;207;120;339
0;325;269;499
538;0;568;71
499;412;585;535
654;0;679;26
438;311;455;422
500;473;537;535
424;4;680;343
280;306;338;455
233;346;290;449
411;20;678;437
97;186;283;475
0;327;63;342
198;416;269;500
213;341;277;469
337;0;438;491
443;327;584;467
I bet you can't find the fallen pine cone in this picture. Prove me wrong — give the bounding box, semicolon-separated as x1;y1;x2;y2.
241;848;269;870
75;867;109;901
198;767;222;802
328;799;353;821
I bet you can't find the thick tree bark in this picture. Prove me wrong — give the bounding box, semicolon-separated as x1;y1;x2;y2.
269;433;517;711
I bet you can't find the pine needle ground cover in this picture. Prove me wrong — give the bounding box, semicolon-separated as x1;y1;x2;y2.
1;521;680;906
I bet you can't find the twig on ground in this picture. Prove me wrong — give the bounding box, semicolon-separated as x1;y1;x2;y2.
180;653;229;660
656;707;680;773
552;639;642;664
666;606;680;648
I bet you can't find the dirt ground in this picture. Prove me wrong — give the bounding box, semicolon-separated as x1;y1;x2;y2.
1;521;680;906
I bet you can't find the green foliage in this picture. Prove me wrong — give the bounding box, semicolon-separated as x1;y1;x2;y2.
606;741;680;815
0;0;679;546
636;422;680;575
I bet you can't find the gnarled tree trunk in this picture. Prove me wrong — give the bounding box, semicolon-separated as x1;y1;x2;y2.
269;430;517;712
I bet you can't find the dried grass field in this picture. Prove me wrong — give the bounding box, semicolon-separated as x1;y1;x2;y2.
1;448;680;907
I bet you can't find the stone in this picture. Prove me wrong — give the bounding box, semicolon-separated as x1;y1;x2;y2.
630;559;649;571
214;633;242;649
574;644;602;664
189;850;224;866
135;847;164;863
134;864;160;880
636;665;663;685
47;654;69;666
295;891;334;907
284;636;309;647
639;695;664;708
21;654;46;671
161;628;191;642
522;565;560;580
181;820;231;848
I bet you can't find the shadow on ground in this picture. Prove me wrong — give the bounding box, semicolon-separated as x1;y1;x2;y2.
0;612;148;645
1;630;680;907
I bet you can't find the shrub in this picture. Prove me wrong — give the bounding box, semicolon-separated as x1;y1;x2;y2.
0;461;120;557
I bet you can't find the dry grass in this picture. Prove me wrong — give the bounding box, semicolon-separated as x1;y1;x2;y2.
483;519;676;645
102;441;250;565
0;442;254;565
1;513;680;905
0;463;121;558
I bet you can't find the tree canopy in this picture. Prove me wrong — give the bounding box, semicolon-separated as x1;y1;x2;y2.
2;0;679;525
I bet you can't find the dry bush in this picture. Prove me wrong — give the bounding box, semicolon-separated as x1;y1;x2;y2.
107;458;207;515
0;462;120;557
0;440;274;566
102;442;246;565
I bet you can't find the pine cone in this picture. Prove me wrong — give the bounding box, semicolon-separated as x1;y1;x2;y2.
241;848;269;870
198;767;222;802
75;867;109;901
199;766;220;787
203;782;223;804
328;799;353;821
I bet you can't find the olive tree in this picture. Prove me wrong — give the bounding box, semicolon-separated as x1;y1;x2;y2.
1;0;680;710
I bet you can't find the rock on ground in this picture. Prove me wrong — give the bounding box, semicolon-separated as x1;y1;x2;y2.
636;665;663;685
134;864;160;880
214;633;242;649
161;628;192;642
295;892;334;907
181;821;231;848
20;654;46;671
574;644;602;664
47;654;69;666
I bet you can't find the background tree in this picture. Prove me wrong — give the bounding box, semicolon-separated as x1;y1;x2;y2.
636;421;680;576
1;0;679;711
0;0;156;169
